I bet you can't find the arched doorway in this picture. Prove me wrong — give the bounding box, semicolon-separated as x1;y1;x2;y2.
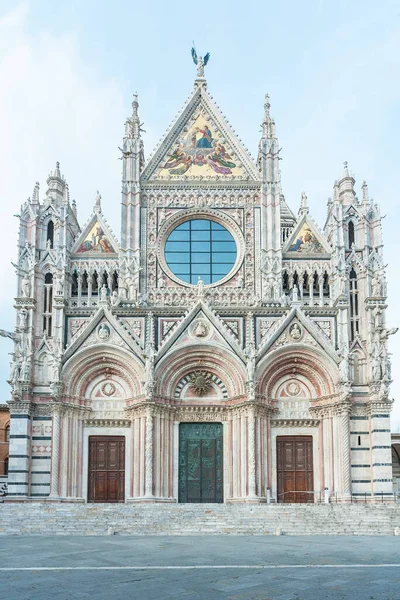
258;344;337;503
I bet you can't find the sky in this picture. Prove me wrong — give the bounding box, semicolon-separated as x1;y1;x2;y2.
0;0;399;425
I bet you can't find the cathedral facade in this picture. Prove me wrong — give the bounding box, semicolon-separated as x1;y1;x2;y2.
5;67;396;504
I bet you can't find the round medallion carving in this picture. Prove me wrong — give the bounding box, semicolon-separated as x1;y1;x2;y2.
101;382;116;397
188;371;213;396
289;323;302;341
97;323;111;340
286;381;301;396
193;320;209;338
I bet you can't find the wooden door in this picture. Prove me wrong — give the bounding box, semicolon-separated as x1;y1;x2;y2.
88;436;125;502
277;436;313;503
179;423;223;503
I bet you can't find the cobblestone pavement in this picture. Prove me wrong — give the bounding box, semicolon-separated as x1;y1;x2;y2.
1;536;400;599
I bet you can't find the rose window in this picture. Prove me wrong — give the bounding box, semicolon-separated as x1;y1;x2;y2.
164;219;237;285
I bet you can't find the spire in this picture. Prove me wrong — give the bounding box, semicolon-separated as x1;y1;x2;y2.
63;182;70;205
362;180;369;204
299;191;309;215
261;94;275;139
31;181;40;204
125;93;141;139
46;161;65;203
258;93;280;183
94;190;102;212
338;160;356;205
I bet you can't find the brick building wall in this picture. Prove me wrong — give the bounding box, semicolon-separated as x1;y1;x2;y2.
0;405;10;476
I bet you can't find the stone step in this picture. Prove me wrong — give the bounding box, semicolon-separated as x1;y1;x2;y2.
1;503;400;536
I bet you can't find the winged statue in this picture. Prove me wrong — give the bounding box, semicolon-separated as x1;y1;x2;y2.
191;46;210;78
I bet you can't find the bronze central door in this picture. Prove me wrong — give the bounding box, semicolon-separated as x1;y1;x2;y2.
179;423;223;503
88;436;125;503
277;436;313;503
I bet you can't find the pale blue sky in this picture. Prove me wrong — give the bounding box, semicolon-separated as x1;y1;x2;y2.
0;1;399;423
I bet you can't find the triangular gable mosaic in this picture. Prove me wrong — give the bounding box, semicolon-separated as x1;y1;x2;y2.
283;215;331;256
71;213;119;256
142;88;260;182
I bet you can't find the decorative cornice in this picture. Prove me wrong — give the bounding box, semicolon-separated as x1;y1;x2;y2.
85;419;131;428
271;419;320;427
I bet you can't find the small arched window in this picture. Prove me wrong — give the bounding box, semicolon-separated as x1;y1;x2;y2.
5;423;10;443
323;272;330;297
4;456;8;476
92;271;99;295
71;272;78;296
82;272;88;296
282;272;289;293
303;272;309;296
348;221;355;249
43;273;53;336
313;271;319;294
46;220;54;249
349;268;359;341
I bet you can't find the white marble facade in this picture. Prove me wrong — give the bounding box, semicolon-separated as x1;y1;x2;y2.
5;66;396;503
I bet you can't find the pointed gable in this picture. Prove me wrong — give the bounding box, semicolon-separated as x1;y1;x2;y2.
257;306;338;363
70;211;119;256
63;307;143;363
142;86;260;182
283;214;331;257
156;300;245;362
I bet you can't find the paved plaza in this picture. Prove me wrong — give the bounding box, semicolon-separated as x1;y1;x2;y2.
0;535;400;599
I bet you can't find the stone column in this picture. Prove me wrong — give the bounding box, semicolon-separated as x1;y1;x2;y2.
49;405;62;498
247;407;257;500
144;407;153;498
341;407;351;497
322;411;333;493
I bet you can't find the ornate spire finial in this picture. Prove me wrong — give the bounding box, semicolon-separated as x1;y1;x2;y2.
31;181;40;204
191;44;210;79
126;92;141;139
299;191;309;215
94;190;102;212
261;94;275;138
362;180;369;204
343;160;349;176
264;94;270;119
132;92;138;116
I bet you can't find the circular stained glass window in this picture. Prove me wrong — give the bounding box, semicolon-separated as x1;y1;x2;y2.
164;219;237;285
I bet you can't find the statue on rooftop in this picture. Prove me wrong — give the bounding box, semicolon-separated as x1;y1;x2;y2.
191;46;210;78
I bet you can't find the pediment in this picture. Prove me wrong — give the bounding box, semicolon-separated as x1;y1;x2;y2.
258;306;338;362
156;300;245;362
283;215;331;257
63;307;143;363
141;86;260;182
70;211;119;256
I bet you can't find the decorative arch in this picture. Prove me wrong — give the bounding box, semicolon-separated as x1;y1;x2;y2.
155;345;246;399
62;345;143;401
46;220;54;248
258;345;337;401
175;372;228;399
348;220;355;248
